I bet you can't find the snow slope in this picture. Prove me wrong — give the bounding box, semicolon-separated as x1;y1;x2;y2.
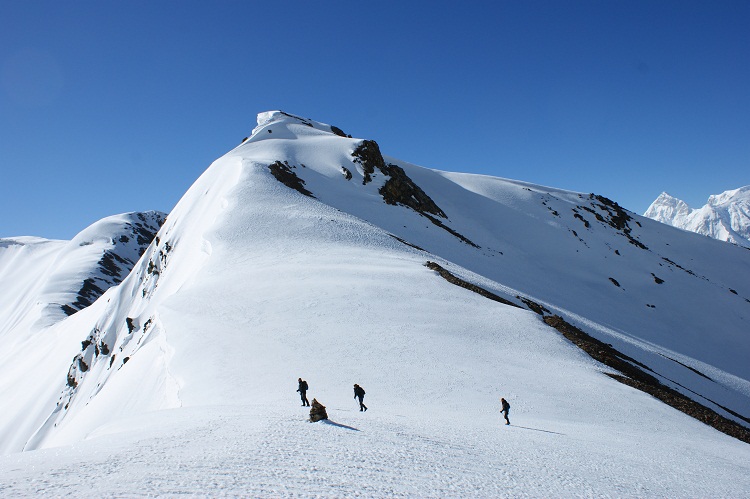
645;188;750;248
0;211;164;335
0;211;164;452
1;111;748;496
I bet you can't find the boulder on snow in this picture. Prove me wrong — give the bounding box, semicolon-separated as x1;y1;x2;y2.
309;398;328;422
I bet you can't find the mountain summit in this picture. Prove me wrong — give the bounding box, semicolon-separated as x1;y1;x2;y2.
1;111;749;496
645;187;750;247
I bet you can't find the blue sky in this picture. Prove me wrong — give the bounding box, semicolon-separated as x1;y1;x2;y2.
1;1;748;239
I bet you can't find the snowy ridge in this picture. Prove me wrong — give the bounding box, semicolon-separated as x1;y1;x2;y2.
0;211;164;338
22;156;245;451
0;211;164;452
645;187;750;247
1;111;749;496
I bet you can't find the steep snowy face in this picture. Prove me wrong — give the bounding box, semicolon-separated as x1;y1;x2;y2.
645;187;750;248
56;211;167;318
0;211;165;338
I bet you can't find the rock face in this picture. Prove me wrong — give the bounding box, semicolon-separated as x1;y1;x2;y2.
309;399;328;422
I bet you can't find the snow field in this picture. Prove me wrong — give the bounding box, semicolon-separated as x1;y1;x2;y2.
2;396;749;497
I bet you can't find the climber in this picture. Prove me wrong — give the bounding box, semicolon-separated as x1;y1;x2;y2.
353;383;367;411
297;378;310;407
500;397;510;425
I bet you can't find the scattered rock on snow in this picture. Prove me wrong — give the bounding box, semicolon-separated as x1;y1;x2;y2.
651;273;665;284
309;399;328;422
268;161;315;198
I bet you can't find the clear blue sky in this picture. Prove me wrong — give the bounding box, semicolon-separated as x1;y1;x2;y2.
2;1;748;239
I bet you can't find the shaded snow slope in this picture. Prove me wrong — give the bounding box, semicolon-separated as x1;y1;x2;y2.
645;188;750;248
1;111;749;496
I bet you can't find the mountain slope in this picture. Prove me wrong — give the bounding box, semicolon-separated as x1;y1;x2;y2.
0;111;748;496
645;188;750;248
0;211;165;336
225;113;750;423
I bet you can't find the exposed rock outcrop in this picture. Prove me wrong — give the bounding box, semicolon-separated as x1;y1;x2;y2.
268;161;314;198
378;163;447;218
352;140;387;185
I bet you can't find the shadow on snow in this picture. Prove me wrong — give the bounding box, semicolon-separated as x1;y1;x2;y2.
319;419;360;431
510;425;565;435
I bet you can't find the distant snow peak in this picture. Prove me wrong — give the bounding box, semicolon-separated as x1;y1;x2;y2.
647;192;692;218
645;187;750;247
708;186;750;207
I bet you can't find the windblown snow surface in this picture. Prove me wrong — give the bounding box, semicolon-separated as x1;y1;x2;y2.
645;188;750;248
1;112;749;497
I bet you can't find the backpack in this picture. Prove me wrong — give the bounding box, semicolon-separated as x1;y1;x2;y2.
301;381;308;391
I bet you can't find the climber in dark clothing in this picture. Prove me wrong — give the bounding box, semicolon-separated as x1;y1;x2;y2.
353;383;367;411
297;378;310;407
500;397;510;425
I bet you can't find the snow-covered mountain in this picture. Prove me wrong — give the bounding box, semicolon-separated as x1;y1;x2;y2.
0;210;165;342
645;188;750;248
1;111;749;496
0;211;165;335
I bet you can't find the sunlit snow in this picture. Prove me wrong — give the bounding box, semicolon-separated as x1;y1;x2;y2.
1;111;748;497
